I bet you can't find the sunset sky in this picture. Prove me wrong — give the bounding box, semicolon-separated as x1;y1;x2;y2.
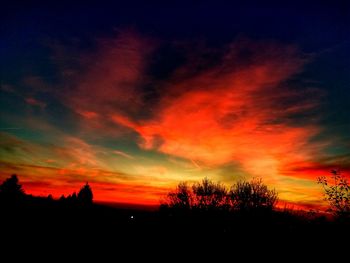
1;1;349;209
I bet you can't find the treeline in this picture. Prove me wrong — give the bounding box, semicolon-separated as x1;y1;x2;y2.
1;170;349;220
0;174;93;207
161;177;278;215
160;170;350;220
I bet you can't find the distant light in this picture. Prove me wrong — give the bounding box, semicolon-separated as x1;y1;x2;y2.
130;215;134;219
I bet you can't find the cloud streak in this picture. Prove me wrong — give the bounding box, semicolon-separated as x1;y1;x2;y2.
25;97;46;109
113;150;135;160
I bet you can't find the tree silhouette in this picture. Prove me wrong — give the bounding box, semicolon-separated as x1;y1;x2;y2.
163;182;193;211
192;178;229;211
230;178;278;212
59;195;66;202
318;169;350;218
0;174;25;203
78;183;93;205
163;178;278;214
162;178;230;213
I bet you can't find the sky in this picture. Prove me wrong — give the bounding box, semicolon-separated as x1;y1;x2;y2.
1;1;350;209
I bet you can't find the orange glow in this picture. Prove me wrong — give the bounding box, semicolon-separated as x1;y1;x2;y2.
276;200;328;212
0;162;167;205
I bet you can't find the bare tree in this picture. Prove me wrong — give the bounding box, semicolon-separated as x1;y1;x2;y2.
192;178;229;211
230;178;278;212
162;178;229;212
163;182;193;211
162;177;278;214
318;169;350;218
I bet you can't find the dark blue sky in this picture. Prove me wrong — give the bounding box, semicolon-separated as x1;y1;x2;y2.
2;1;350;47
2;0;349;136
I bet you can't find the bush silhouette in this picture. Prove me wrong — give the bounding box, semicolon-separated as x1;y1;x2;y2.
229;178;278;212
78;183;93;205
318;169;350;218
0;174;25;203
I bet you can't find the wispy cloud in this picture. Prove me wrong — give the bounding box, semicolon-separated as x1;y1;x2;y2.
25;97;46;108
113;150;135;160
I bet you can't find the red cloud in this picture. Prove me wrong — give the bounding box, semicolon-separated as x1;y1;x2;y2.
282;160;350;180
112;41;323;184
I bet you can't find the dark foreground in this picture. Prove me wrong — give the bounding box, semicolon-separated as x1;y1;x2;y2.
1;200;349;256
